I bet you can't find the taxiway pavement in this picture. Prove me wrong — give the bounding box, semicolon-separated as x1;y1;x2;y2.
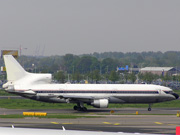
0;108;180;134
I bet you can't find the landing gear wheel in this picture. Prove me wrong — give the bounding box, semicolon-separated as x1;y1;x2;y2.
148;107;151;111
76;107;87;111
74;102;87;111
77;107;82;111
73;106;78;110
82;107;87;112
148;104;152;111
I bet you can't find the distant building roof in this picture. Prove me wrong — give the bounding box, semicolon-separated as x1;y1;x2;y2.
140;67;174;72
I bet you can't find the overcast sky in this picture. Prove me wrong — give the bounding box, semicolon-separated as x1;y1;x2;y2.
0;0;180;56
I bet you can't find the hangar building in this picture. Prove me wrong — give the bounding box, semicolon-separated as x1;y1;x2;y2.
140;67;177;76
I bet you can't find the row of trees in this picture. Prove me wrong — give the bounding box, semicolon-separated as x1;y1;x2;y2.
1;51;180;74
4;51;179;75
90;51;180;67
54;70;180;86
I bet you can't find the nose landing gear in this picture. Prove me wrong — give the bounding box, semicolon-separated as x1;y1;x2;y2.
148;104;152;111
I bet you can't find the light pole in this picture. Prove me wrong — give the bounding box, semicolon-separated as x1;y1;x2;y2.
32;64;36;73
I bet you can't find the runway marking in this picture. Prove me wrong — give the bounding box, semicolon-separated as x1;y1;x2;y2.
103;122;112;124
114;123;120;125
51;122;59;124
155;122;163;125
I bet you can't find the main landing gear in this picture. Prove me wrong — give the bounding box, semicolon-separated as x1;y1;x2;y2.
73;102;87;111
148;104;152;111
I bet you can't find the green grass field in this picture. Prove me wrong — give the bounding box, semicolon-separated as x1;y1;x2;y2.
0;89;15;96
0;113;101;119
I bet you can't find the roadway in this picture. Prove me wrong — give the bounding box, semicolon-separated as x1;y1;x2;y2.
0;108;179;134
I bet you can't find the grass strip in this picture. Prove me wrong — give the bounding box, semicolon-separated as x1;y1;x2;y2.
0;114;101;119
0;98;180;109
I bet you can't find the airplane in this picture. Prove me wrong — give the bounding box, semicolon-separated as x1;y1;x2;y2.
0;126;157;135
2;55;179;111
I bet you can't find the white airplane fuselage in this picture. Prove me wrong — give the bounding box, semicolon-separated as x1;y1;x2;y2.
10;83;176;104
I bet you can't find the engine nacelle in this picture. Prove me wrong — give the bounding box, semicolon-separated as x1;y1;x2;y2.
92;99;109;108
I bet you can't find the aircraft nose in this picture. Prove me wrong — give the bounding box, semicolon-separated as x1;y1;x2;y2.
172;93;179;99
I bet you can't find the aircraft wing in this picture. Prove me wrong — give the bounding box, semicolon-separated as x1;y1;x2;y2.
58;95;126;104
58;95;104;103
61;95;94;99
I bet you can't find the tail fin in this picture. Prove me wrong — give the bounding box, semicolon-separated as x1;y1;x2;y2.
3;55;27;81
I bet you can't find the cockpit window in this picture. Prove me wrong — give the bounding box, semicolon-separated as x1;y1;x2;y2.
164;91;173;94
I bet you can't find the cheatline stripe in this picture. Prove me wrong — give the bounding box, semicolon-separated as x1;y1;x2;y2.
16;89;159;91
15;89;159;94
